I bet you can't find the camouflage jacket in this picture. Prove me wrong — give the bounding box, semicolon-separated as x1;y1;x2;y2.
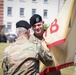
2;37;53;75
29;34;61;75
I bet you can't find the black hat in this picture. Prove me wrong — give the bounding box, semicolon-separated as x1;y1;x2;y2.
30;14;42;26
16;20;31;29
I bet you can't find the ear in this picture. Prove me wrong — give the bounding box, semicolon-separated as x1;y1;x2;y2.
27;29;30;34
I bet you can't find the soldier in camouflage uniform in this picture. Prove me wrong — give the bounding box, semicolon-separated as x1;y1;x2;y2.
29;14;61;75
2;20;53;75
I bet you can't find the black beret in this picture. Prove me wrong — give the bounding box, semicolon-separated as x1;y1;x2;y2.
30;14;42;26
16;20;31;29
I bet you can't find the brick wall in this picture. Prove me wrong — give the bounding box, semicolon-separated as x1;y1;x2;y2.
0;0;4;24
0;0;5;34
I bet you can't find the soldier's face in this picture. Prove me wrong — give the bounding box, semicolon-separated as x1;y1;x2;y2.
32;21;44;36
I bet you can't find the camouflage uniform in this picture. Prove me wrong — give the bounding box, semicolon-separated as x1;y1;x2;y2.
2;37;53;75
29;34;61;75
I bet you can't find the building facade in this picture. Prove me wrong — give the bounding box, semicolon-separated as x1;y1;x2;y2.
2;0;64;34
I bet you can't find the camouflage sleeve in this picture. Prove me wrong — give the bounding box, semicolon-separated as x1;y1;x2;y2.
2;57;8;75
38;43;53;66
38;50;53;66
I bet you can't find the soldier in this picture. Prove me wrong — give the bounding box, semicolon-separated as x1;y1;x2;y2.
2;20;53;75
29;14;61;75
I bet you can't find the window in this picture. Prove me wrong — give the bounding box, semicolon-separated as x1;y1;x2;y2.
43;10;48;17
20;8;24;16
44;0;48;3
7;7;12;15
6;22;12;32
32;0;37;2
20;0;26;2
32;0;36;2
32;9;36;15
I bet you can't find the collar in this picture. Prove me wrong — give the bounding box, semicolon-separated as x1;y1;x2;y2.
34;33;43;40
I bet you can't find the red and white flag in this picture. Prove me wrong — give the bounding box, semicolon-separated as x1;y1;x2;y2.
40;0;76;74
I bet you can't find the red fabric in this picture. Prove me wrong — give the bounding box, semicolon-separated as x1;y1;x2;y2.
40;62;74;75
